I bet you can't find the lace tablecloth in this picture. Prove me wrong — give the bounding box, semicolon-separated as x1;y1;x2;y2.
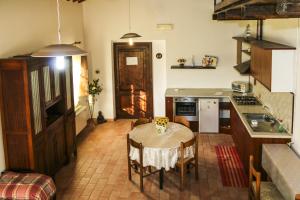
129;122;194;171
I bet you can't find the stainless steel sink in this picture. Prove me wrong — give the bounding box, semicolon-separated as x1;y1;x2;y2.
243;113;286;133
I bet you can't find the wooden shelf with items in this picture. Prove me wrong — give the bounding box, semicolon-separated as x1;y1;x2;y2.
213;0;300;20
171;65;216;69
233;36;253;75
233;35;296;91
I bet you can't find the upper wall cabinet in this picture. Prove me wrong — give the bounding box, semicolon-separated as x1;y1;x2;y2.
250;40;295;92
213;0;300;20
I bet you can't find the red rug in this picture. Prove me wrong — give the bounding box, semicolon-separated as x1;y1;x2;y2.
215;145;248;188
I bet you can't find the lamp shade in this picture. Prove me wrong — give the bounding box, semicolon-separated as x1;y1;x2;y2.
120;32;142;39
31;44;87;57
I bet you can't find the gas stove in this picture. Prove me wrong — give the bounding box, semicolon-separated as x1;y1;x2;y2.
232;95;261;105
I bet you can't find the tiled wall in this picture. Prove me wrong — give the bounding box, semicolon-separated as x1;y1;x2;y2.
253;81;294;133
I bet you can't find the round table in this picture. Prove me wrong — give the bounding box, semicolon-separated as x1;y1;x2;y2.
129;122;194;171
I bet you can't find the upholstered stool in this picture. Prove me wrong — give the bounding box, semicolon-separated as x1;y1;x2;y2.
249;155;284;200
0;171;56;200
251;181;284;200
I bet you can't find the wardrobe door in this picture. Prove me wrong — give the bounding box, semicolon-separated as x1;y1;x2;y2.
30;70;43;135
53;66;61;99
65;58;73;111
43;65;52;105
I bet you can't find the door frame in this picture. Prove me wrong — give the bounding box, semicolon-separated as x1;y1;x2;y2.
113;42;154;119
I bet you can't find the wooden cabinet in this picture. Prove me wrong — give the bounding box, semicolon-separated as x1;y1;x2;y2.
65;112;76;159
219;99;231;134
230;104;290;177
46;117;66;175
250;41;295;92
0;56;76;176
165;97;173;122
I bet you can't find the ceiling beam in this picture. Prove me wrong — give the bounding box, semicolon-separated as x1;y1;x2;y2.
66;0;86;3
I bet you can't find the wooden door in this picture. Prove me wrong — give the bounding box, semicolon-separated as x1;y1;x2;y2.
114;43;153;119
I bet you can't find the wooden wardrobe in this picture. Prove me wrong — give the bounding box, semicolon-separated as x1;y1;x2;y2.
0;56;76;176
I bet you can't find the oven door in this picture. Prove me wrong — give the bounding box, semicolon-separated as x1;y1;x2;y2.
175;102;198;121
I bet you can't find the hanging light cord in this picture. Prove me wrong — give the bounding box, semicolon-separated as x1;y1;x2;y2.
128;0;131;32
56;0;62;44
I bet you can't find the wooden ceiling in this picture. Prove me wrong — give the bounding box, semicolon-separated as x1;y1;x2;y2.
213;0;300;20
66;0;86;3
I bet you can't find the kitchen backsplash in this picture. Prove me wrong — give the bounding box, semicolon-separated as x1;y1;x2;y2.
253;81;294;133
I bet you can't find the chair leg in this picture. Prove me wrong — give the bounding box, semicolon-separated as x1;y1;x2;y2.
195;161;199;180
187;164;191;173
140;170;144;192
180;166;185;190
128;160;132;181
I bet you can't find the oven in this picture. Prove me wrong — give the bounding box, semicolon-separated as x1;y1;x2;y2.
174;97;198;121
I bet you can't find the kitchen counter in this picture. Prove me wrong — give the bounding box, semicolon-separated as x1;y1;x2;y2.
165;88;292;139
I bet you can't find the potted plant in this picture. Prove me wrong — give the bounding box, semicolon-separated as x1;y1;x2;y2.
88;79;103;126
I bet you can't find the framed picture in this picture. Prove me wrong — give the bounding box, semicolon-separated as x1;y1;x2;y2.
202;55;218;67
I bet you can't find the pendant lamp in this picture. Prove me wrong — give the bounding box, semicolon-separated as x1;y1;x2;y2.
32;0;87;57
120;0;141;45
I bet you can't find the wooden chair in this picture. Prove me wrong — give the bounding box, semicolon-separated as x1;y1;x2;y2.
249;155;284;200
131;117;152;130
127;134;159;192
174;116;190;128
175;135;198;190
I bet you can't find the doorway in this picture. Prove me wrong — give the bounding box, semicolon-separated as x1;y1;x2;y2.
113;42;153;119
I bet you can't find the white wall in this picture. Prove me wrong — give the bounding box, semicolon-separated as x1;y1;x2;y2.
0;0;85;171
82;0;250;119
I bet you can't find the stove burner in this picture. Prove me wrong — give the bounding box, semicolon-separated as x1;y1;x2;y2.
232;95;261;105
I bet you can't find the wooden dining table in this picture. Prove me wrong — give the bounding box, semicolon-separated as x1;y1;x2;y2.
128;122;194;189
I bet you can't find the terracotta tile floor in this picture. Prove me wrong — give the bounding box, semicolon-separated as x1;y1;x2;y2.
55;120;248;200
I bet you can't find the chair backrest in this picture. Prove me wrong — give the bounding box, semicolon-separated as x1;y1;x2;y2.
174;116;190;128
131;118;152;130
127;134;143;165
249;155;261;200
180;135;198;161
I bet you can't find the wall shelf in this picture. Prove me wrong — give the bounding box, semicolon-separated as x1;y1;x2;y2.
242;50;251;56
171;65;216;69
233;36;296;50
233;36;257;44
233;61;251;75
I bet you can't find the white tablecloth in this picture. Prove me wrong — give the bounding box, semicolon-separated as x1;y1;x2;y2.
129;122;194;171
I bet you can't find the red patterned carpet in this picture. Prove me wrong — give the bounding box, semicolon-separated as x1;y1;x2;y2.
215;145;248;188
